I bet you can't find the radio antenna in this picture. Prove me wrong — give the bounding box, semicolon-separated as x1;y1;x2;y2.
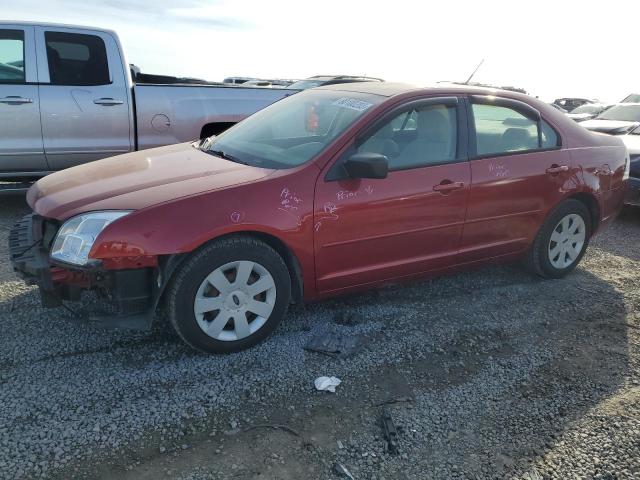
464;59;485;84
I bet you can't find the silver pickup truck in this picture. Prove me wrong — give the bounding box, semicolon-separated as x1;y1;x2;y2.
0;21;295;186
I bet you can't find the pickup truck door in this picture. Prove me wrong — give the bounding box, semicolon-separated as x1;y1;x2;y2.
35;26;133;170
0;25;48;174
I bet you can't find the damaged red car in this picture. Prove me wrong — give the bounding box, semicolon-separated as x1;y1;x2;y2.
10;83;629;353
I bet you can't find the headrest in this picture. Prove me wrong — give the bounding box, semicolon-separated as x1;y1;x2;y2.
417;108;449;140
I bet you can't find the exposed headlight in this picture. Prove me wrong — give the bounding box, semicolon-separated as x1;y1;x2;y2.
50;211;131;266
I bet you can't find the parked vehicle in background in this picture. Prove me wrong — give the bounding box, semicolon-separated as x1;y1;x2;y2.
579;104;639;206
623;132;640;206
550;103;567;113
621;93;640;103
223;77;258;85
0;22;297;187
10;83;628;353
242;79;295;88
553;97;595;112
566;103;611;122
288;75;384;90
580;104;640;135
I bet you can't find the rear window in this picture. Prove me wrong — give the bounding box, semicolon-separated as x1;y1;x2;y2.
0;29;25;84
45;31;109;86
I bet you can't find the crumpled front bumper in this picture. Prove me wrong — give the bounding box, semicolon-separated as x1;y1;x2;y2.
9;214;161;330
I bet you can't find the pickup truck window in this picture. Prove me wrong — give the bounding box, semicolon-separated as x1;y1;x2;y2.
0;30;25;84
203;89;384;169
45;31;109;86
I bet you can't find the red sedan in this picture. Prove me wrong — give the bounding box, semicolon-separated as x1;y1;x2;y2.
10;83;629;353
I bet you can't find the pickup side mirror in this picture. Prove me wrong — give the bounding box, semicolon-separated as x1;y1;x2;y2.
344;152;388;179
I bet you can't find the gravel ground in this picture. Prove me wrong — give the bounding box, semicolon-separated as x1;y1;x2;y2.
1;195;639;480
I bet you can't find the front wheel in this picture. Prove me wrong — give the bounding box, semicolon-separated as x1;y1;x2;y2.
167;237;291;353
526;199;591;279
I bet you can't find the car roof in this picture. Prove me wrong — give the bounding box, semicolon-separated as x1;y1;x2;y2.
317;81;539;102
0;20;116;35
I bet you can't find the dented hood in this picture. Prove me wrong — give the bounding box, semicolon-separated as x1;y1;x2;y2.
28;142;274;220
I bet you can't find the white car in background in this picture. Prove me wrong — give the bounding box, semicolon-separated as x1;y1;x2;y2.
580;103;640;135
566;103;612;122
580;104;640;206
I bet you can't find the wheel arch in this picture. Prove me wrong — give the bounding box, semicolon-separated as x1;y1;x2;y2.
564;191;600;234
161;230;304;306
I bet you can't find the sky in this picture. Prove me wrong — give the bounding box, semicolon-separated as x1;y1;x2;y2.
2;0;639;103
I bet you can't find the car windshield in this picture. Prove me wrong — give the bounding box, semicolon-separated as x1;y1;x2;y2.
571;104;602;114
201;89;383;169
288;79;325;90
596;104;640;122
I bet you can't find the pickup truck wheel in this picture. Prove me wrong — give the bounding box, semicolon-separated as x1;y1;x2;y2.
167;237;291;353
526;199;591;279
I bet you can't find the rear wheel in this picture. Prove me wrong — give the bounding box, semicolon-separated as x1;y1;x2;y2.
526;199;591;278
168;236;291;353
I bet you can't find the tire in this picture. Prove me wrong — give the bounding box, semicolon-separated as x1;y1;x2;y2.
167;236;291;353
526;199;592;279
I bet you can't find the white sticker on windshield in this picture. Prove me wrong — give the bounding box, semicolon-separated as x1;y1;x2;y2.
332;98;374;112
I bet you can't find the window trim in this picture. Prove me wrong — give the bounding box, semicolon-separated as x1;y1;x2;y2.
43;31;112;86
0;29;26;85
325;96;468;181
466;95;562;160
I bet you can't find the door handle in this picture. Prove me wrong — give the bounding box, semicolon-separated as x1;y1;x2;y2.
93;98;124;106
433;181;465;193
595;165;612;176
0;96;34;105
546;165;569;174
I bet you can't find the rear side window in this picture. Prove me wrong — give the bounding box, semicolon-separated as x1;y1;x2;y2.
45;31;109;86
0;29;25;84
472;103;558;156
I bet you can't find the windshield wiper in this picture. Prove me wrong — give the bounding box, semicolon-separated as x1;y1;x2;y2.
208;149;250;165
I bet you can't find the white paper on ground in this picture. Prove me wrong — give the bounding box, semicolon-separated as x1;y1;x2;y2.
314;376;342;393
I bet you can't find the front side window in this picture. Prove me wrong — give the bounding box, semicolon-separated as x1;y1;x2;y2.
0;29;25;83
472;103;557;156
45;31;109;85
202;89;384;169
358;104;457;171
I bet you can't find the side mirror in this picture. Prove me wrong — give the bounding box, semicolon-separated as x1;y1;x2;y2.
344;152;388;179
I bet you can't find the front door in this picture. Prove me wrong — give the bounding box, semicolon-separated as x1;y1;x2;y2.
0;25;48;174
314;97;470;294
36;27;132;170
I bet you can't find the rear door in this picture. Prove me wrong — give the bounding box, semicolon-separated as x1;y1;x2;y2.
0;25;48;174
314;97;470;294
35;26;132;170
459;96;571;262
